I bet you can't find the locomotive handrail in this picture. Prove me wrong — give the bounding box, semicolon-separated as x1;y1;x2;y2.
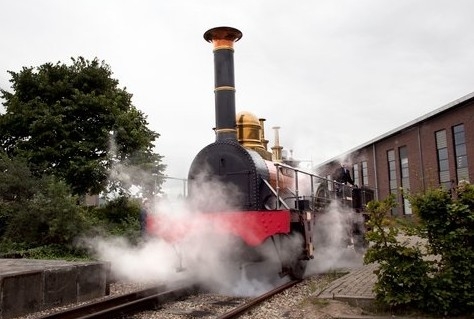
274;162;367;189
274;162;329;209
272;162;371;210
262;179;290;210
275;163;281;209
294;170;300;209
274;162;326;181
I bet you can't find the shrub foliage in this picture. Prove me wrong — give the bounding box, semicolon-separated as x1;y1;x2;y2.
0;151;142;258
364;183;474;316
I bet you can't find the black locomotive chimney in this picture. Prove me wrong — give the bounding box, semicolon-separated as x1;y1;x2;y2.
204;26;242;141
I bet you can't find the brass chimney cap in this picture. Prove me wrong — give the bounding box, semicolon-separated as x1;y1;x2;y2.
204;26;242;43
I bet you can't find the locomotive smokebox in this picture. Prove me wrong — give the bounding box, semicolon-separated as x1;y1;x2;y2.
204;27;242;141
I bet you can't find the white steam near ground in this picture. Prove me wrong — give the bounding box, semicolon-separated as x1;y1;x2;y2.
81;175;364;297
308;201;365;274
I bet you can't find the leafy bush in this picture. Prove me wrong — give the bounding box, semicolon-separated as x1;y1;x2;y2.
87;196;141;243
0;150;143;258
0;168;98;259
0;242;89;260
364;183;474;316
1;192;142;258
410;183;474;315
2;176;90;248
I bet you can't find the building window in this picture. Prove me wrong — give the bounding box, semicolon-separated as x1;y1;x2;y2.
399;146;412;215
436;130;451;189
353;163;360;187
387;150;398;215
361;161;368;186
453;124;469;181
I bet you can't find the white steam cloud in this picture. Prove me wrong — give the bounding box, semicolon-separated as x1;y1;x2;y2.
82;173;287;296
307;201;364;274
83;195;363;295
82;149;364;295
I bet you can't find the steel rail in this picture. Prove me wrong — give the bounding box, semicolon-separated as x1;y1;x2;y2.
37;284;198;319
216;279;302;319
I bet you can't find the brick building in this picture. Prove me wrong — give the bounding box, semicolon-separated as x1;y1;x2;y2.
315;92;474;216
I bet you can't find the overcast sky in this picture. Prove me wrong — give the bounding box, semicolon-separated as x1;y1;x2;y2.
2;0;474;193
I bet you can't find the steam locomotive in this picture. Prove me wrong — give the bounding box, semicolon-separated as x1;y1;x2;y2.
147;27;374;280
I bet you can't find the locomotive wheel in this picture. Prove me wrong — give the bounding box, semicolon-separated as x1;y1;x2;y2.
289;258;308;280
278;232;308;280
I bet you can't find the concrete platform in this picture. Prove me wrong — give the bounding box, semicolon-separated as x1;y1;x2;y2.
0;259;110;319
318;263;378;309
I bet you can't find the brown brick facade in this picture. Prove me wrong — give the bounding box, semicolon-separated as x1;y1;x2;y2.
316;94;474;216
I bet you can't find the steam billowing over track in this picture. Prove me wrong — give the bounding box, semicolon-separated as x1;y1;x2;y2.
146;26;375;282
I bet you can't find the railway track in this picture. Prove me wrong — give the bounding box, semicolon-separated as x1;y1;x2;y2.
36;284;199;319
36;279;302;319
215;279;301;319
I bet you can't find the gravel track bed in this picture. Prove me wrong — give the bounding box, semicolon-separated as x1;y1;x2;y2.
131;292;250;318
15;273;366;319
131;273;364;319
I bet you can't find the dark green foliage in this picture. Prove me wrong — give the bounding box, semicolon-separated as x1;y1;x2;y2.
0;242;90;260
0;152;37;238
410;184;474;315
0;57;165;196
0;151;143;257
0;152;37;202
2;175;89;248
94;196;140;224
88;196;141;243
364;185;474;316
0;56;164;259
0;156;93;259
364;196;431;309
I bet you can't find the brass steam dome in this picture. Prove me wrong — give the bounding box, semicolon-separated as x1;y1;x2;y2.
236;111;272;160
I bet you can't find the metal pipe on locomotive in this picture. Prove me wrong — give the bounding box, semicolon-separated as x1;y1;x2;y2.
147;26;374;280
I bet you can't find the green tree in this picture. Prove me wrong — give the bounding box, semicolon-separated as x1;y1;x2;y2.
0;57;165;196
